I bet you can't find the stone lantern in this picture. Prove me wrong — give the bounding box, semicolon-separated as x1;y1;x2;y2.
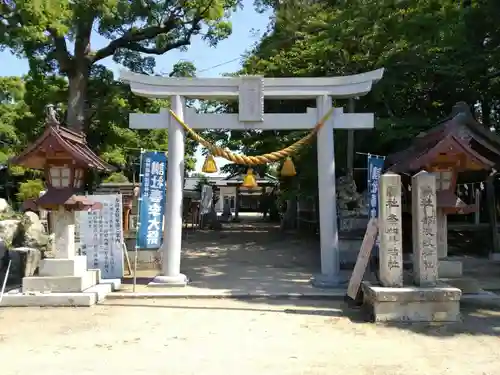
9;105;115;300
386;102;500;277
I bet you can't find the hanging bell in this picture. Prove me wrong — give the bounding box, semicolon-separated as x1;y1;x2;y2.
280;157;296;177
242;168;258;188
202;154;218;173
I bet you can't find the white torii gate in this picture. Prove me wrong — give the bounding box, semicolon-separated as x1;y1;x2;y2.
121;69;384;287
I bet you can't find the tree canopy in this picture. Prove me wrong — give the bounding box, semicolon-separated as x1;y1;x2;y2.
3;0;500;202
0;0;242;130
210;0;500;196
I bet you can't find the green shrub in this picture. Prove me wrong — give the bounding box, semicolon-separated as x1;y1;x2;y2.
16;179;45;202
103;172;130;183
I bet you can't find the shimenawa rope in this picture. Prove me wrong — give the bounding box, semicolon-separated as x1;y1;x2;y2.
168;108;334;165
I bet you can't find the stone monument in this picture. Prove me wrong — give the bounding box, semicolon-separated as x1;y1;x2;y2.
362;171;461;322
378;173;403;287
412;171;439;287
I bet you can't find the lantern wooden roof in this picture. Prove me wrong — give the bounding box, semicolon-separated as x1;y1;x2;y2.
386;102;500;174
10;107;114;172
11;106;114;211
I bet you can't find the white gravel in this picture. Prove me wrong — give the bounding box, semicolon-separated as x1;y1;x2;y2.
0;299;499;375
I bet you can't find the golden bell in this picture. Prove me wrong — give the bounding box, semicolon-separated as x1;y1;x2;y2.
242;168;258;188
281;157;296;177
202;154;218;173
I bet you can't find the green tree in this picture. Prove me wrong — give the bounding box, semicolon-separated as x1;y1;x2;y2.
0;76;31;165
0;0;242;131
231;0;500;193
103;172;130;183
192;173;210;192
16;179;44;202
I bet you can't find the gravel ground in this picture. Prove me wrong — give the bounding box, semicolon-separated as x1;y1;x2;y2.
1;299;499;375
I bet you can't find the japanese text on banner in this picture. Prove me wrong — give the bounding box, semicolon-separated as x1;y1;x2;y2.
138;151;167;249
367;155;385;256
367;155;384;220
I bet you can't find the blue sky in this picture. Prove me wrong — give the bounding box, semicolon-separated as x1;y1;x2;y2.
0;1;271;176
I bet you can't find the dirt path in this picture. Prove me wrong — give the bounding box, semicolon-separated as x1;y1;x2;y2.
1;299;499;375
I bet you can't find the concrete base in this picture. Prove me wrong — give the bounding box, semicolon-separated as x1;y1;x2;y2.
22;269;99;293
489;253;500;262
361;282;462;322
0;279;121;307
38;256;87;277
311;273;348;288
438;259;463;278
148;273;188;287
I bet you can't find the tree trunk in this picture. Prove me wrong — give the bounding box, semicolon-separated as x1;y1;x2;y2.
66;65;90;132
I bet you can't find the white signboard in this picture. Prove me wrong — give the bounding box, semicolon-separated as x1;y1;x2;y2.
78;194;124;279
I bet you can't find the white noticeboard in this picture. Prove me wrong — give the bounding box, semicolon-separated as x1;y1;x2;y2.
78;194;124;279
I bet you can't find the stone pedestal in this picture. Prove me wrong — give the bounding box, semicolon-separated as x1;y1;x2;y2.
53;208;76;259
2;209;121;307
378;173;403;287
362;282;461;322
412;171;439;286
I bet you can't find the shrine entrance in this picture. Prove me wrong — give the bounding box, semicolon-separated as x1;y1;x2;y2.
215;171;279;220
122;69;384;289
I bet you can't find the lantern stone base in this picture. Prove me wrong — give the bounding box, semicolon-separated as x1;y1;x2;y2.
38;255;88;277
22;255;95;293
1;278;121;307
361;282;462;323
23;267;99;293
1;269;121;307
438;258;463;278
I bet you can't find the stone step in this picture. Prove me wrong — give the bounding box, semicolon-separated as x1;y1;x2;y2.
0;292;97;307
1;279;118;307
22;270;97;293
97;278;122;291
84;283;113;302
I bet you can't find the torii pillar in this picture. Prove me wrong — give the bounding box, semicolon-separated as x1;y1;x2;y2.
122;69;384;288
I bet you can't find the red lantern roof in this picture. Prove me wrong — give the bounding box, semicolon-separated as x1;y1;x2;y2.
386;102;500;174
10;107;114;172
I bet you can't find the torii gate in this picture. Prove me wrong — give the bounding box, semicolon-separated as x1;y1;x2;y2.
121;69;384;287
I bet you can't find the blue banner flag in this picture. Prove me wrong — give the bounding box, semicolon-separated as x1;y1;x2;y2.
367;155;385;256
137;151;167;249
367;155;385;220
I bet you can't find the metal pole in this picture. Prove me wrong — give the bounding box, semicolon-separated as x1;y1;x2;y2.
0;260;12;306
133;149;145;293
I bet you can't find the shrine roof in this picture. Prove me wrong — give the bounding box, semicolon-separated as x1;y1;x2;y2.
386;102;500;173
11;122;115;172
217;172;279;186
